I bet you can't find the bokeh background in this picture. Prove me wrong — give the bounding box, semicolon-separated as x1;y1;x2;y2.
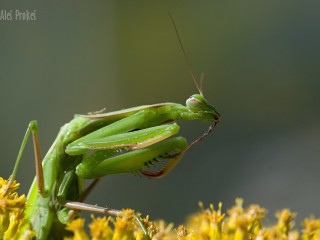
1;1;320;225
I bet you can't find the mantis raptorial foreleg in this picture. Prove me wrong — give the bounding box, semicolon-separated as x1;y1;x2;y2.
76;136;187;178
67;122;181;154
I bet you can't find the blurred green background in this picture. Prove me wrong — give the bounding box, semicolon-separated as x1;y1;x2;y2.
1;1;320;225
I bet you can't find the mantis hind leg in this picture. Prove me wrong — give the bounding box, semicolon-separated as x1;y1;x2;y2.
57;178;151;239
5;121;45;197
64;201;151;240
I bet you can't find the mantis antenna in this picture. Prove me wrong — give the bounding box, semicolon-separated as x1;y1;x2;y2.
169;12;203;96
169;13;220;154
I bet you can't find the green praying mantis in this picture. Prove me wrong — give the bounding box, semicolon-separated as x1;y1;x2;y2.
3;15;220;240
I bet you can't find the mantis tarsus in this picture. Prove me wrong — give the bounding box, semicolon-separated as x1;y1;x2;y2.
4;14;220;240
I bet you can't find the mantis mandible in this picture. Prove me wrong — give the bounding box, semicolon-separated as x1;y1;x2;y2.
3;14;220;240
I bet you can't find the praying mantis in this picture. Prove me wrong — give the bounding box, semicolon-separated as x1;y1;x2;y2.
4;15;220;240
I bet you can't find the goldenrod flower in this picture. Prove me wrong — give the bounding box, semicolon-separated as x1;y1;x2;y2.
3;209;25;240
1;174;318;240
60;199;320;240
0;176;27;240
246;204;267;234
275;209;296;235
175;225;193;240
0;177;20;198
152;220;175;240
302;217;320;240
186;201;225;240
89;215;113;240
112;209;136;240
141;215;159;238
65;218;90;240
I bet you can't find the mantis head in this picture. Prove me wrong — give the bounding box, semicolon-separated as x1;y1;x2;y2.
141;15;221;179
186;93;220;122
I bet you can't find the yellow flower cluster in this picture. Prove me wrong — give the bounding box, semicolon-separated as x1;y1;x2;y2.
1;176;320;240
0;177;30;240
64;198;320;240
64;209;146;240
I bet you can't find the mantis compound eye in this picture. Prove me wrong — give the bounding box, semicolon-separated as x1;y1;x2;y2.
186;94;203;112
